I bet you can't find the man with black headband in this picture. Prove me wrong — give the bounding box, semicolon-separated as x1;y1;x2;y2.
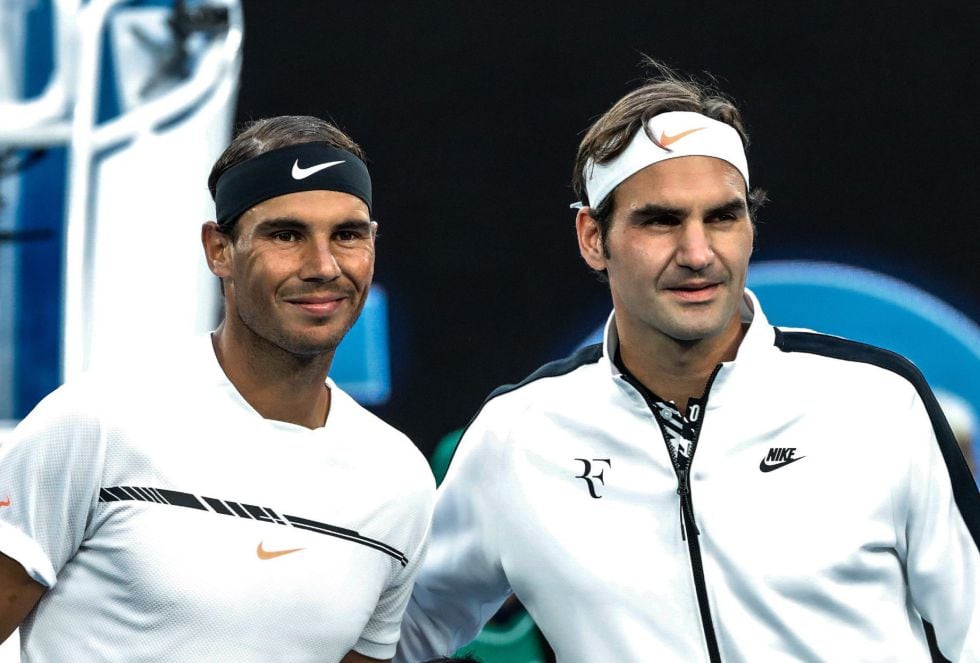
396;64;980;662
0;116;434;662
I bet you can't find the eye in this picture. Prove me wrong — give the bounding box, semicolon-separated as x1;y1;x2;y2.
271;230;300;242
708;210;741;224
334;229;368;242
641;215;679;227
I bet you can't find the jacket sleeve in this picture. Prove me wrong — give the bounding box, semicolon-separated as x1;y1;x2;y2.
394;409;513;662
902;387;980;662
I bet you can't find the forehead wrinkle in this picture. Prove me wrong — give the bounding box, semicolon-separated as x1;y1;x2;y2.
245;189;369;222
650;181;744;212
721;169;749;198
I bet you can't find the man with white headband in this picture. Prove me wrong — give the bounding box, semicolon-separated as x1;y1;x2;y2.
0;116;435;662
397;64;979;662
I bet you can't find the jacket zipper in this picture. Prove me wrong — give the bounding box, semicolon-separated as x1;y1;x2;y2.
675;365;723;663
677;466;721;663
622;364;723;663
676;467;699;539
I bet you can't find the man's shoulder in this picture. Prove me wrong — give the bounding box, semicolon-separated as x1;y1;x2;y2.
773;328;925;388
3;374;116;453
73;334;215;400
457;343;606;449
330;383;407;439
770;328;932;411
484;343;605;408
17;375;106;422
17;336;230;434
436;345;608;485
329;384;434;488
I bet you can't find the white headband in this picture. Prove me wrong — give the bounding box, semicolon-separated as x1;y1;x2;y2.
582;111;750;209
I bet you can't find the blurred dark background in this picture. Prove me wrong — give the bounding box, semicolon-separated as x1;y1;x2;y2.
237;1;979;454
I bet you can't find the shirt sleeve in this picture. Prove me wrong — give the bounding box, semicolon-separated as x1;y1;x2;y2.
902;387;980;662
353;458;437;660
394;408;514;663
0;381;107;588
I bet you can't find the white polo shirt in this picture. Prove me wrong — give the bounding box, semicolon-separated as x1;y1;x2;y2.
0;336;435;662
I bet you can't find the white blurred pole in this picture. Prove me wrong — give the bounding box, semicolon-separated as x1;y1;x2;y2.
62;0;127;380
0;0;243;387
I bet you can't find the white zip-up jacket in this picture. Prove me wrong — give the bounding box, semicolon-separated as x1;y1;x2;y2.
397;292;979;662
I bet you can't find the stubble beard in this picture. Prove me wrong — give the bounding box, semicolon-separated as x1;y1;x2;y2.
653;287;740;345
235;297;363;361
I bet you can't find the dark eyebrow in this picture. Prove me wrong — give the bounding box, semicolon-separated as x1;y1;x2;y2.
626;204;684;222
253;217;311;233
253;217;373;233
332;219;374;233
626;198;748;223
706;198;748;218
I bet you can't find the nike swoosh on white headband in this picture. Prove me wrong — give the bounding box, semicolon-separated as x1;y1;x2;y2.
579;111;749;209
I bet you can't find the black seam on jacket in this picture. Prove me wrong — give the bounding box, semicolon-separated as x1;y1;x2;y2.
444;343;604;473
774;328;979;547
486;343;605;401
775;328;977;663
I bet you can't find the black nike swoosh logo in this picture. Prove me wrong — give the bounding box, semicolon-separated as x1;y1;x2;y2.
759;456;806;472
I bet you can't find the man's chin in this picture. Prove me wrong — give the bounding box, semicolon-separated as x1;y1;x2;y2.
275;329;347;358
283;335;344;357
661;314;733;344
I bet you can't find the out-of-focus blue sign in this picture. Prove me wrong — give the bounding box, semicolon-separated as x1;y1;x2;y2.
330;285;391;405
747;261;978;415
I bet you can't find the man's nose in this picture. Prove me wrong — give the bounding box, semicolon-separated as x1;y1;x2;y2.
300;237;342;281
675;221;714;272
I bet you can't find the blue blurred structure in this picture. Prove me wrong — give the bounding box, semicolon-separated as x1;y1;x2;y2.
746;261;978;413
330;285;391;406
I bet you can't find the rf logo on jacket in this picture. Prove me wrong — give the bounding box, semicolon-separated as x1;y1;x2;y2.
574;458;611;498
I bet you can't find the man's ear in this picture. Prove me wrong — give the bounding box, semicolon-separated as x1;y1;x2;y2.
576;208;607;271
201;221;233;278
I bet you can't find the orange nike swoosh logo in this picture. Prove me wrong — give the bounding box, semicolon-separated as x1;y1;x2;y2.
656;126;705;150
0;496;10;508
256;542;304;560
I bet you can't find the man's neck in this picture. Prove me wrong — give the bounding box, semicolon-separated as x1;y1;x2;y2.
211;322;334;430
617;315;746;412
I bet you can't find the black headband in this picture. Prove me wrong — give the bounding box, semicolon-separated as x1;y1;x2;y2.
214;142;372;227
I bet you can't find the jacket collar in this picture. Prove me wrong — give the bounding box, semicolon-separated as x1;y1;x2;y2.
600;288;776;406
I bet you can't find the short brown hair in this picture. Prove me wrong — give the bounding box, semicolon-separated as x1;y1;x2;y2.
573;59;766;269
208;115;367;226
